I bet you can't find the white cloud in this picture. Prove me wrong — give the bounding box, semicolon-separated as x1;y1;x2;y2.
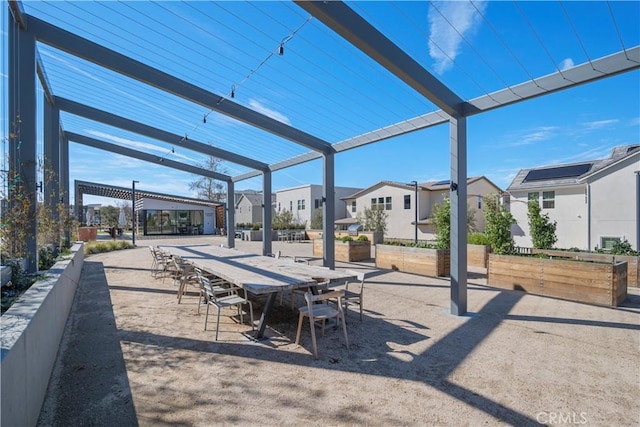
248;99;291;126
560;58;574;71
427;1;486;75
85;130;198;162
507;126;557;147
582;119;619;131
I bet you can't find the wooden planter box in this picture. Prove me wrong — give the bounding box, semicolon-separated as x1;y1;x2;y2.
375;244;450;277
77;226;97;242
468;244;491;268
313;239;371;262
532;249;639;288
488;254;627;307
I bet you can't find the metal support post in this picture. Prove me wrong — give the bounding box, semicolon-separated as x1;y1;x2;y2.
132;180;139;246
262;170;272;256
226;180;235;248
323;152;335;269
450;116;468;316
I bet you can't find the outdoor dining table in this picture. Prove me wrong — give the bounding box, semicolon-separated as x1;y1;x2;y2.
159;244;356;339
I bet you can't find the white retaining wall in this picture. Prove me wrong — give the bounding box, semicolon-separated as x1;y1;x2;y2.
1;242;84;427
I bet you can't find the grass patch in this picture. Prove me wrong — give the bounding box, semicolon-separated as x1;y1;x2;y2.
85;240;134;255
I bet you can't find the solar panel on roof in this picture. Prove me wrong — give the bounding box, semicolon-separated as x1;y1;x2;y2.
434;179;450;185
523;163;593;182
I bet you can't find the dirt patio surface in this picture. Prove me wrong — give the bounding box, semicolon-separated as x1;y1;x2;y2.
38;236;640;426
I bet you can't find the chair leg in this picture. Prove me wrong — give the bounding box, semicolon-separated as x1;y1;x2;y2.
204;303;210;330
359;299;363;321
341;313;349;350
215;306;221;341
309;316;318;359
295;313;304;345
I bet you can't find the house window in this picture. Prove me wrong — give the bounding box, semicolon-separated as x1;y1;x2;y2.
527;192;539;204
371;197;378;210
600;237;620;251
278;202;281;212
385;196;392;210
542;191;555;209
404;195;411;209
477;195;482;210
297;199;305;210
314;199;319;209
351;201;356;212
289;201;293;212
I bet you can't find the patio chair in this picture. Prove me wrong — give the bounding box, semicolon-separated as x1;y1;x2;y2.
193;267;234;314
200;274;254;340
295;290;349;359
150;247;171;278
333;270;367;322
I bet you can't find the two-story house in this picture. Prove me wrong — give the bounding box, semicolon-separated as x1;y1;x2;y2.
341;177;502;240
275;184;362;228
506;145;639;250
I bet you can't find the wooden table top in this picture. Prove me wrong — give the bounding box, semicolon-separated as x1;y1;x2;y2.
159;244;355;295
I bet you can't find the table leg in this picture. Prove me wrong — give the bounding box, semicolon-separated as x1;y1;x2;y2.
255;292;277;340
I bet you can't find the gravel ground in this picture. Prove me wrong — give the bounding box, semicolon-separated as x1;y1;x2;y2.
38;236;640;426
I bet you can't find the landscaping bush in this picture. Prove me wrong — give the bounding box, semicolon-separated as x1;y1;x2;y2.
84;240;134;255
356;235;369;242
340;235;354;243
467;232;490;246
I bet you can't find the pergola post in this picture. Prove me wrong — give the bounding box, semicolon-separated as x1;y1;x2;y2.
44;99;60;228
60;134;70;246
8;14;37;272
74;180;83;224
450;116;468;316
322;152;336;269
226;180;235;248
262;170;272;256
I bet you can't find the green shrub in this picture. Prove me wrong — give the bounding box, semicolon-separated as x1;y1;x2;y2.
84;240;134;255
356;235;369;242
38;246;57;270
339;235;353;243
484;194;516;255
610;239;639;255
527;199;557;249
467;232;490;246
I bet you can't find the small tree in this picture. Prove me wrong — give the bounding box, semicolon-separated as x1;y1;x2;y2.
310;207;323;229
527;199;557;249
432;198;450;249
483;194;516;255
272;209;294;229
432;197;478;249
188;155;227;202
100;206;120;228
357;207;388;233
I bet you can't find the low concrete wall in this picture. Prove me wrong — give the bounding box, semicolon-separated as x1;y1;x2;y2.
1;242;84;427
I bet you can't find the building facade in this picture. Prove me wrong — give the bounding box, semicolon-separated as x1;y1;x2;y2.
507;145;639;250
275;184;362;228
342;177;502;241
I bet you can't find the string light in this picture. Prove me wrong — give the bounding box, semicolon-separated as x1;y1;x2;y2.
176;14;313;147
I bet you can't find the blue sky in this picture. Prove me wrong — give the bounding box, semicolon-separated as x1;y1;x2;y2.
1;1;639;207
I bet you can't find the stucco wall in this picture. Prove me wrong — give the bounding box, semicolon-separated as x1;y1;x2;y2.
511;186;587;249
587;155;639;250
275;185;362;228
1;243;84;427
235;197;262;225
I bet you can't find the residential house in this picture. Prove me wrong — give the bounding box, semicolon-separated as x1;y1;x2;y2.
341;177;502;240
275;184;363;228
235;193;275;226
506;145;639;250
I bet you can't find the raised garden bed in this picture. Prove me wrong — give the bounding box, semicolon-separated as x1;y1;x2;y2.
532;249;638;288
375;244;450;277
468;244;491;268
487;253;627;307
313;239;371;262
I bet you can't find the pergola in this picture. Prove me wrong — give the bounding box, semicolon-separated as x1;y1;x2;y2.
5;0;639;315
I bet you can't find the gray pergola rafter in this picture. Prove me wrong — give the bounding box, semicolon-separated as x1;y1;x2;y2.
64;131;231;182
55;97;269;172
28;14;335;155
